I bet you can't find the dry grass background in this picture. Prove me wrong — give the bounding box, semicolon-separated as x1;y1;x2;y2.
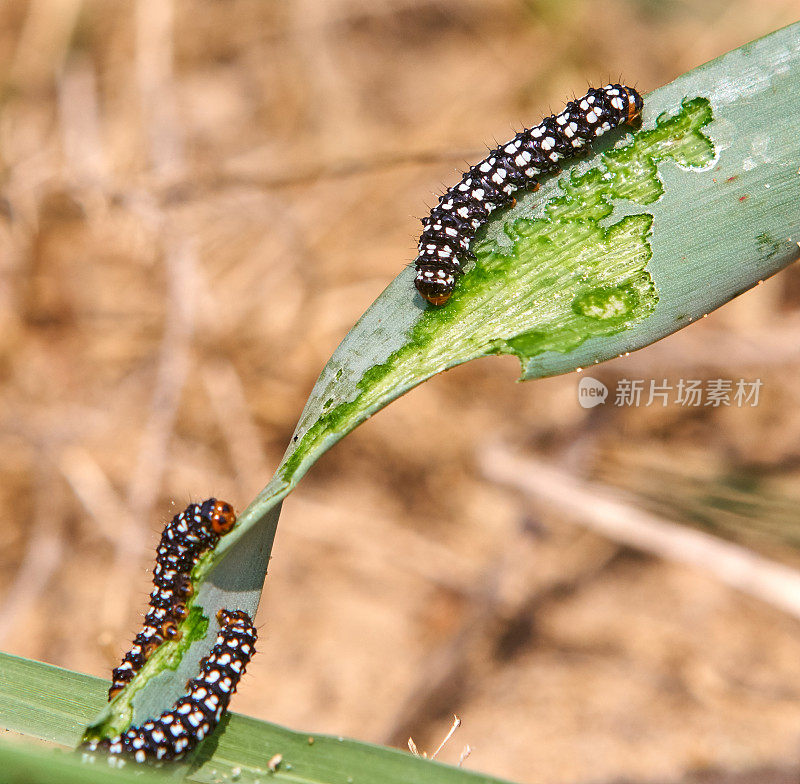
2;1;800;782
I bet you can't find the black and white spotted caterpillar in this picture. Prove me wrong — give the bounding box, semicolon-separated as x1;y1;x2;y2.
88;609;256;763
109;499;237;699
413;84;643;305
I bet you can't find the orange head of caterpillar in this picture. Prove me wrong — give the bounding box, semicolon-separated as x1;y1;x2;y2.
415;266;456;306
209;500;236;534
622;86;644;125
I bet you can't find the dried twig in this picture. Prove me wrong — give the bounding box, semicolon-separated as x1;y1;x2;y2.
408;715;462;760
287;494;480;593
97;0;199;633
57;445;142;553
191;147;483;193
380;527;619;747
56;54;108;191
202;359;271;498
0;464;66;644
10;0;83;91
480;444;800;620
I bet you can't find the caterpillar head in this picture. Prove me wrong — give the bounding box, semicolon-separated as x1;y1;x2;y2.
415;266;455;306
621;86;643;124
208;500;236;534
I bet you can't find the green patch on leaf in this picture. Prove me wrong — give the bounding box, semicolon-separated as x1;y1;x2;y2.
283;97;713;483
84;606;210;741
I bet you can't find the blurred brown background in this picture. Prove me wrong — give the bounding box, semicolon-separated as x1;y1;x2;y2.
2;1;800;782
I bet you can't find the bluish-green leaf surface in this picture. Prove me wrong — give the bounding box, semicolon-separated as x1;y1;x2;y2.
0;652;511;784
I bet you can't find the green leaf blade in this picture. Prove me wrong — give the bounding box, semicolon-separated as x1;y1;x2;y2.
1;653;512;784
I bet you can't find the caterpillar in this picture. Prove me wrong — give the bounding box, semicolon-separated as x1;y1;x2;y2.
413;84;643;306
87;609;256;763
109;499;237;699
